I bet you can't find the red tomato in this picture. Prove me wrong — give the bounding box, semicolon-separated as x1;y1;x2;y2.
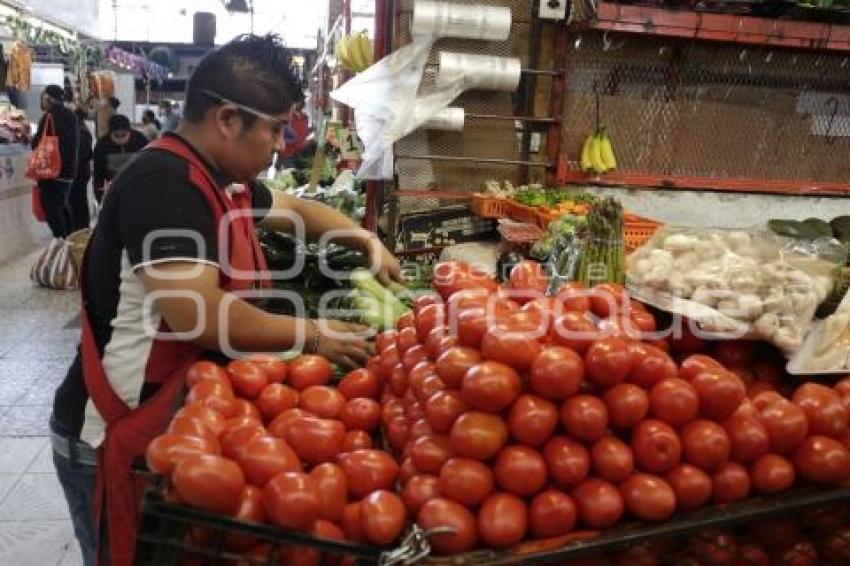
220;418;266;460
424;390;468;435
438;457;494;506
724;412;770;463
433;261;498;300
620;473;676;521
572;478;624;528
309;462;347;522
589;283;626;318
650;378;699;427
281;520;344;566
255;384;298;421
664;464;712;512
224;485;265;552
529;346;584;400
712;462;751;503
550;312;599;353
556;281;590;313
339;398;380;432
409;435;453;475
341;501;366;543
267;408;309;438
340;429;373;453
480;327;542;372
282;416;345;466
604;383;649;429
299;386;346;419
585;337;634;387
449;411;508;461
713;341;757;367
288;355;332;391
244;354;288;384
386;418;409;453
681;420;731;471
409;418;433;441
403;474;442;516
230;398;262;421
226;360;268;399
338;368;381;400
629;344;678;389
402;345;430;375
732;543;770;566
172;404;226;437
776;541;819;566
360;490;406;546
560;395;608;442
417;498;478;555
752;390;786;412
186;379;236;417
416;304;447;342
631;420;682;474
477;493;528;549
375;331;397;354
460;361;521;413
679;354;725;382
794;435;850;485
506;260;548;305
167;414;221;447
396;326;419;355
750;453;795;494
186;360;230;389
387;364;407;397
528;489;577;539
792;383;848;438
338;449;400;499
236;435;301;487
818;525;850;563
692;369;746;421
544;435;591;488
758;399;809;454
172;454;245;515
689;531;738;565
413;374;446;404
146;433;220;476
494;445;548;497
396;310;415;331
425;327;456;360
263;471;321;530
435;347;483;390
507;394;558;447
591;436;634;483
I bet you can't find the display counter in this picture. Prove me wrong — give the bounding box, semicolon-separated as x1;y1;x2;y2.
0;144;48;265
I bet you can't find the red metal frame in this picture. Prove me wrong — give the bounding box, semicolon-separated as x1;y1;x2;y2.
545;25;569;186
365;0;390;233
593;2;850;52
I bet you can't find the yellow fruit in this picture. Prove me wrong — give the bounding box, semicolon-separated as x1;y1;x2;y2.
337;36;354;71
358;33;373;69
580;134;594;173
590;134;608;175
348;34;366;72
599;131;617;171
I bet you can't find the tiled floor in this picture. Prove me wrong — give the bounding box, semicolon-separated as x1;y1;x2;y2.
0;246;83;566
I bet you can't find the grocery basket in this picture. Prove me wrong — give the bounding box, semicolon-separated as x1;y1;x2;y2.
624;214;662;254
471;194;513;219
507;201;560;230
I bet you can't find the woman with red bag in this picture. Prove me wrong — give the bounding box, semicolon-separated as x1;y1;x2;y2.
31;84;79;238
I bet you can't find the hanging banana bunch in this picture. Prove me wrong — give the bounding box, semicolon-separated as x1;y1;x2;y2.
335;31;374;74
580;127;618;175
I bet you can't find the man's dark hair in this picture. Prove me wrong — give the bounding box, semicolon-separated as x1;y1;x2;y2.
108;96;121;110
109;114;131;132
184;34;300;128
142;109;156;123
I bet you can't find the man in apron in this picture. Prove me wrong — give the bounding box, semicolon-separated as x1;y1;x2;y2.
49;34;401;566
91;114;149;203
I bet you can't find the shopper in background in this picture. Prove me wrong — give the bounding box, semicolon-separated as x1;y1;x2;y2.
92;114;148;203
32;84;79;238
139;109;160;141
158;99;180;132
281;90;309;160
94;96;120;140
50;33;401;566
69;107;93;230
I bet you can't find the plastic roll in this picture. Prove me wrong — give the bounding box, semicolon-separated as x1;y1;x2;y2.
436;52;522;92
412;1;511;41
422;107;465;131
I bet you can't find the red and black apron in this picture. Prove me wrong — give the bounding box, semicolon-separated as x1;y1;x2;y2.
80;135;269;566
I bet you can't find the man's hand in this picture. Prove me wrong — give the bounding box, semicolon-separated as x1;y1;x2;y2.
313;319;374;371
364;237;403;287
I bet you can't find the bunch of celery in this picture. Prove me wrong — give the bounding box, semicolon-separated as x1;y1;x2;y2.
349;269;411;330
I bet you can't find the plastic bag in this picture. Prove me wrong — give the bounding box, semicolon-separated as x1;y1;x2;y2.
788;286;850;374
439;242;501;277
626;226;845;353
30;238;77;289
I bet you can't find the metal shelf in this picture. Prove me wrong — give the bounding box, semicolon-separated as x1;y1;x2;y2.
592;2;850;52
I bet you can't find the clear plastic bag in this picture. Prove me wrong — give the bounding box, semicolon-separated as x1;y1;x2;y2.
626;226;846;353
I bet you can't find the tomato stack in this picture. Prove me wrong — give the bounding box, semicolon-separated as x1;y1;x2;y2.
372;260;850;557
146;354;405;564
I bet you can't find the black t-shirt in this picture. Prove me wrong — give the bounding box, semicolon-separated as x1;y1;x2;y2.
52;132;273;443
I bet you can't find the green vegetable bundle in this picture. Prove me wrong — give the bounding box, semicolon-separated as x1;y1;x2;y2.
577;197;625;286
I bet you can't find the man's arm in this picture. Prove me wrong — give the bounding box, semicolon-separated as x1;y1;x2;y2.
260;190;402;285
137;261;372;368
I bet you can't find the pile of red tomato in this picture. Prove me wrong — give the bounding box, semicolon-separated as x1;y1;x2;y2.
370;260;850;556
146;354;405;564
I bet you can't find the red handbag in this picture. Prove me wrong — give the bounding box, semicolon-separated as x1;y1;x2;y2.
26;113;61;180
31;185;46;221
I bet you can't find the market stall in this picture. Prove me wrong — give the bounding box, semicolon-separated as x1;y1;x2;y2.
126;0;850;564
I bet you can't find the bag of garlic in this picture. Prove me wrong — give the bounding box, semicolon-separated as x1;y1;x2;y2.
788;290;850;374
625;226;846;354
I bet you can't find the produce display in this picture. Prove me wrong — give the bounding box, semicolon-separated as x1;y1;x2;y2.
478;181;596;215
335;31;374;74
627;226;842;352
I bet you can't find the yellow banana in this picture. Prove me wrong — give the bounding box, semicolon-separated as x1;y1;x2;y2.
590;134;608;175
348;34;366;72
580;134;594;173
358;33;373;70
337;36;353;71
599;130;617;171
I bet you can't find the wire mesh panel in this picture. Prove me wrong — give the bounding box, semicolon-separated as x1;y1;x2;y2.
560;30;850;187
